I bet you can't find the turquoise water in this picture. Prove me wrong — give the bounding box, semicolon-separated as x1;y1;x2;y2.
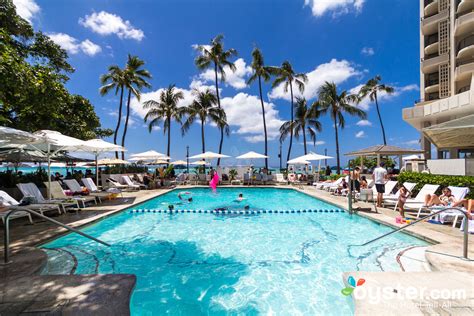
41;188;428;315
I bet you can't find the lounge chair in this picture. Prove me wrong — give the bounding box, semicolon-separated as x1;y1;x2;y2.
327;176;349;193
70;179;118;201
44;181;96;208
174;173;187;185
416;186;470;222
275;173;287;185
121;175;141;190
316;177;344;191
105;177;132;191
0;190;55;223
384;184;440;212
17;183;77;213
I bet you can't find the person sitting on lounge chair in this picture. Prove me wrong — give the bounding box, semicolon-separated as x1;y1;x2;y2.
425;187;457;207
360;176;368;190
335;178;348;195
453;199;474;219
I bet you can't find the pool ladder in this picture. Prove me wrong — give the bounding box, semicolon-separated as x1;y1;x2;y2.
359;207;471;260
2;208;110;265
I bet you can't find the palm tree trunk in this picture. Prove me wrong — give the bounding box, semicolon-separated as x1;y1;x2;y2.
374;95;387;145
113;87;124;159
258;75;268;169
121;89;132;160
214;62;224;166
286;81;294;168
334;113;340;174
303;126;307;155
201;121;206;153
167;116;171;158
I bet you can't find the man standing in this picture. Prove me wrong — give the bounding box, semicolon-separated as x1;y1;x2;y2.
373;162;388;207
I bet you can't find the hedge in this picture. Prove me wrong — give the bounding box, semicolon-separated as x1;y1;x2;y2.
397;172;474;199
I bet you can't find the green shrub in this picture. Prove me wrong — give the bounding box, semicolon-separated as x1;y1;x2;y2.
397;171;474;199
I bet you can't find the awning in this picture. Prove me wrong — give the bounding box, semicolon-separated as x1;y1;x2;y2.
422;114;474;149
345;145;424;157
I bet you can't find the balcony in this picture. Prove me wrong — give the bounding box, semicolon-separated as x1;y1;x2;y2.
455;60;474;81
424;0;438;18
421;54;448;73
424;33;439;55
403;90;473;130
425;83;440;94
422;10;448;35
457;34;474;59
454;11;474;36
456;0;474;16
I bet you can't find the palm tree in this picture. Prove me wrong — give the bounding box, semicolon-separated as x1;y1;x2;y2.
143;84;184;157
267;61;307;166
358;75;394;145
318;82;366;174
194;34;237;165
181;89;229;154
279;97;322;155
247;47;271;168
121;55;152;159
99;65;126;158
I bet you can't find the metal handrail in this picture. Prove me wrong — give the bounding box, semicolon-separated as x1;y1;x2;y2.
359;207;470;260
2;207;110;265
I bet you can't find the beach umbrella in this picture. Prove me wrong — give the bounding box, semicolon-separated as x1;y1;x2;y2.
97;158;129;165
191;160;210;165
0;126;40;145
295;151;333;174
32;130;87;199
287;157;311;165
147;159;169;165
170;160;188;165
130;150;168;160
235;151;268;159
81;139;126;186
189;151;230;159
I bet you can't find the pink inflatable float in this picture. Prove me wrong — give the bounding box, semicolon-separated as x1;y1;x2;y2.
209;172;219;192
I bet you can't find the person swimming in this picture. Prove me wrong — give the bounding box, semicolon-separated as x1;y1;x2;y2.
178;192;193;203
235;193;246;202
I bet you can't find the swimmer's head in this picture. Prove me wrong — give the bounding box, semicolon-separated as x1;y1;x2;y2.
188;197;193;202
168;204;175;210
244;205;250;210
239;193;243;198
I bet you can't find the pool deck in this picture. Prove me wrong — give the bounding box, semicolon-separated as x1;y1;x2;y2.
0;185;473;315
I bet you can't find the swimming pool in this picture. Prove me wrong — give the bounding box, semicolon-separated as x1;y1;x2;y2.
41;188;428;315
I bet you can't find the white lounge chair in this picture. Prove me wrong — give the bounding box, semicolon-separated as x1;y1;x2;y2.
384;184;440;212
44;181;96;208
328;176;349;193
275;173;287;185
121;175;141;190
0;190;39;224
82;178;119;201
17;183;77;214
417;186;470;222
318;177;345;191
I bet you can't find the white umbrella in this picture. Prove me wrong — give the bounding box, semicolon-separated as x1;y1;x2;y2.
97;158;129;165
402;154;421;160
295;151;333;174
287;157;311;165
235;151;268;159
32;130;88;199
130;150;168;160
191;160;210;165
81;139;126;185
171;160;188;165
189;151;230;159
0;126;40;145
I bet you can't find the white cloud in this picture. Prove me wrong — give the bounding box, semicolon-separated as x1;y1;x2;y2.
304;0;365;17
196;58;252;90
13;0;40;23
356;119;372;126
403;139;419;146
80;39;102;56
79;11;144;41
315;140;326;145
48;33;101;56
220;93;284;143
268;59;359;101
351;83;420;111
355;131;366;138
361;47;374;56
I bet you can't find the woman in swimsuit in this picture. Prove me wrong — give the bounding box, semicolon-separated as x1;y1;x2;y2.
424;187;457;207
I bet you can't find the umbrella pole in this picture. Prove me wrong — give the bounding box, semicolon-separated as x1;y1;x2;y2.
95;153;99;187
47;143;51;200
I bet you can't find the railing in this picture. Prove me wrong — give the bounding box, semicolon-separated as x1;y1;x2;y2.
457;34;474;53
2;208;110;265
425;33;439;47
358;207;470;260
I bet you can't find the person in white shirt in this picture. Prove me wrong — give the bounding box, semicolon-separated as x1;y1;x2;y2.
372;162;388;207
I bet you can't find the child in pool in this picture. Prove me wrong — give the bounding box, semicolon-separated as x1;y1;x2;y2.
235;193;246;202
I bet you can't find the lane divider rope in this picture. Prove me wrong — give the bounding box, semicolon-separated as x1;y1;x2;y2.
129;208;345;214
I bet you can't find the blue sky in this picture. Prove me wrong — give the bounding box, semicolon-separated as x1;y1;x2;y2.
15;0;421;167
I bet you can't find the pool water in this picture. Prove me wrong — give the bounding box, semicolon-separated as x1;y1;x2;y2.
41;188;428;315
